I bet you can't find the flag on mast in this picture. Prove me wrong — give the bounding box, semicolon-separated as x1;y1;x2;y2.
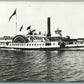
27;26;31;30
9;9;16;21
19;25;23;31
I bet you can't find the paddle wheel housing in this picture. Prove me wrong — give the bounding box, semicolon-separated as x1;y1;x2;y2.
12;35;29;43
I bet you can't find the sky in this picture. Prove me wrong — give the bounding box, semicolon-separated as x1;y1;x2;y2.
0;1;84;38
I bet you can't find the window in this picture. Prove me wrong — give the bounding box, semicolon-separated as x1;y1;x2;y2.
45;43;51;46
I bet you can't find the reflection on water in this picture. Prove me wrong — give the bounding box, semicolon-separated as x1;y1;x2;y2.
0;49;84;82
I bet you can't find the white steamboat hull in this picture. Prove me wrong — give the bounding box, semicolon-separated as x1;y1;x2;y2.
0;42;84;51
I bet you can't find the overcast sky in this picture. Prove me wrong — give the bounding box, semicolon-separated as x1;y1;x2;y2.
0;1;84;38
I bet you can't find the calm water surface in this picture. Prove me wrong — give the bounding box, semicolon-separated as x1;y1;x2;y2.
0;49;84;82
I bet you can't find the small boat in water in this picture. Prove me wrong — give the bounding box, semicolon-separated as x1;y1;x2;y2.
0;17;84;51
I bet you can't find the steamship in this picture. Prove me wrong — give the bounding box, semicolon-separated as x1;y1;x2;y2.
0;17;84;51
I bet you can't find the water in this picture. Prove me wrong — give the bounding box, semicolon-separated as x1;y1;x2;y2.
0;49;84;82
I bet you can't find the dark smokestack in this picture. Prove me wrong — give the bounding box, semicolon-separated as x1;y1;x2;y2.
47;17;51;37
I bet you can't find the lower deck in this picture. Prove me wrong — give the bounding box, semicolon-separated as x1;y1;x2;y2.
0;41;84;51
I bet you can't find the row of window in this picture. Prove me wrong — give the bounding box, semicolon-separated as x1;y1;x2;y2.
10;43;25;46
27;43;45;46
0;43;6;45
66;42;84;45
0;42;57;46
9;43;45;46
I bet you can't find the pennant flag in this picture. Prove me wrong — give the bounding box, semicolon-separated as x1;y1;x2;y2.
19;25;23;31
9;9;16;21
27;26;31;30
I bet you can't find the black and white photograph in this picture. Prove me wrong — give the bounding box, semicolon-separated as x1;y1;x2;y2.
0;1;84;82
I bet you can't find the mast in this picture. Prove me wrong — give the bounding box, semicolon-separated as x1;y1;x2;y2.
16;8;17;35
